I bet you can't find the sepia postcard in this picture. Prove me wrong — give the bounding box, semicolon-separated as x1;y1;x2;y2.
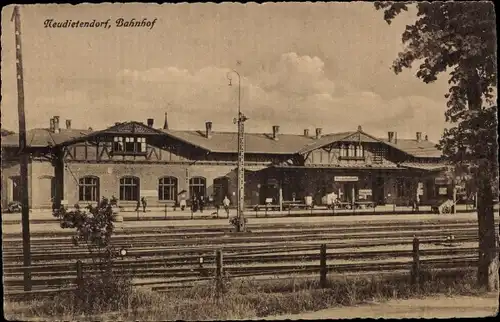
1;2;498;321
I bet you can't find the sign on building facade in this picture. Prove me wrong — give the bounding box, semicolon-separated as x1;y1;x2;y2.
334;176;359;182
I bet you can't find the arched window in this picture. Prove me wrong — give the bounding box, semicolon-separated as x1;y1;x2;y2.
348;144;356;157
79;176;100;201
120;176;140;201
189;177;206;199
355;144;364;157
159;176;178;201
339;144;346;157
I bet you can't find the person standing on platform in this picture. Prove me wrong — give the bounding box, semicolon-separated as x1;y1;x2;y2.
179;194;187;211
192;194;199;213
135;199;140;212
141;197;147;212
223;195;230;217
199;195;205;213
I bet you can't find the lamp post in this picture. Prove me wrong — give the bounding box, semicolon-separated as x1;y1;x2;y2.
227;70;248;232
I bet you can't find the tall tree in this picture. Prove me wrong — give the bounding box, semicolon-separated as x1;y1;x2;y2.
375;1;498;291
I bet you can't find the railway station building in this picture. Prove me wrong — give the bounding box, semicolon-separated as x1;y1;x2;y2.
1;114;451;210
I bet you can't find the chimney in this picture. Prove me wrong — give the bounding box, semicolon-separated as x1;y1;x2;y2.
425;135;428;141
53;116;60;133
416;132;422;142
49;118;55;133
147;118;154;127
272;125;280;140
205;121;213;138
163;112;169;130
304;129;309;137
388;131;395;143
65;119;72;130
315;128;323;139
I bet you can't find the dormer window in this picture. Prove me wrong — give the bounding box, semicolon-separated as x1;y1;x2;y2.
113;136;147;154
339;143;365;160
339;144;347;157
113;137;124;152
355;144;364;157
349;144;356;157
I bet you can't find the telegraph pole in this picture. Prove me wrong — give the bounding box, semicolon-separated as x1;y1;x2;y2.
227;70;248;232
12;6;32;291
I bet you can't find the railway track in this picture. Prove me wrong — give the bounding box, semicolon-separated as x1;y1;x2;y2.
2;228;478;261
2;218;489;297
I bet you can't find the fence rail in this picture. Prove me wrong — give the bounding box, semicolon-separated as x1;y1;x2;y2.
4;240;498;300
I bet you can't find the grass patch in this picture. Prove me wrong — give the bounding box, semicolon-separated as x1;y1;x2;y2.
4;268;488;321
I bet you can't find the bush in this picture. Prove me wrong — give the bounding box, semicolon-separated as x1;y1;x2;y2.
52;197;133;315
229;216;247;231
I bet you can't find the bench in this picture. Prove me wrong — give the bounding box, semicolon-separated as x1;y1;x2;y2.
282;201;311;210
354;201;376;209
253;204;281;211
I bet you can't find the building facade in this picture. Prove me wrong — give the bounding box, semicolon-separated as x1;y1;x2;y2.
1;114;452;210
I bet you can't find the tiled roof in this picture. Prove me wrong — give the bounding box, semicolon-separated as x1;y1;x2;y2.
1;122;443;159
380;138;442;158
1;128;94;148
297;132;355;154
161;129;315;154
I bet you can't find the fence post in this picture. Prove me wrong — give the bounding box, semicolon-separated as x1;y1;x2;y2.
76;260;84;289
191;206;194;220
411;237;420;287
136;209;139;221
320;244;327;288
215;249;224;299
164;204;167;220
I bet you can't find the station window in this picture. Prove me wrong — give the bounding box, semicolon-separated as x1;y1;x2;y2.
339;144;347;157
113;136;147;154
355;144;364;157
120;176;140;201
189;177;206;199
159;176;178;201
396;178;412;198
79;176;100;201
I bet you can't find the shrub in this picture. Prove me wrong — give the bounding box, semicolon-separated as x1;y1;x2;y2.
52;197;133;315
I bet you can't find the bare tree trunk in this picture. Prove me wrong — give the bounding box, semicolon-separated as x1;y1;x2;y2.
476;162;499;291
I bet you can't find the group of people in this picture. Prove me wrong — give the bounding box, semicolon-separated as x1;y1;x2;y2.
190;194;205;213
132;194;232;216
135;197;147;212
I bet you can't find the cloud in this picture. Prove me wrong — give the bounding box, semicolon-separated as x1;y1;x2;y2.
18;52;447;141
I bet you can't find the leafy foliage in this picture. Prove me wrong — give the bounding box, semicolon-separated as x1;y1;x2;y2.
52;197;133;315
229;216;248;231
53;197;116;264
375;1;498;290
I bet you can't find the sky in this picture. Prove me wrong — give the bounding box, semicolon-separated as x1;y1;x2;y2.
1;3;452;141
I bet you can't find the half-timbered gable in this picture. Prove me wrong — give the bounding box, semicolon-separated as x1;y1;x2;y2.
301;129;400;168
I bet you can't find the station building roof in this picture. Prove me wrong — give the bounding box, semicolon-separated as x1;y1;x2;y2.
1;121;443;159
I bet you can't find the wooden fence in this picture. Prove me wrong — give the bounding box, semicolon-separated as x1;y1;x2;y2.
5;237;496;301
